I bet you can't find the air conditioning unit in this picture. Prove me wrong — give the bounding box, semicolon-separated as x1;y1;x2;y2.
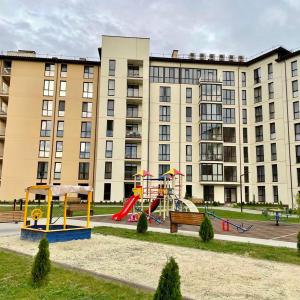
219;54;225;61
199;53;206;60
228;55;235;62
189;52;196;59
238;55;245;62
209;54;215;60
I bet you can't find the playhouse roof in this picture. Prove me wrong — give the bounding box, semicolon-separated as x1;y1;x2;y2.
134;169;153;177
163;168;184;176
26;185;93;196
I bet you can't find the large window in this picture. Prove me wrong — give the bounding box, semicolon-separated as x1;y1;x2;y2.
80;142;90;159
81;121;92;138
83;82;93;98
223;108;235;124
57;121;64;137
40;120;52;137
201;84;222;102
39;140;50;157
186;165;192;182
241;72;246;87
186;107;192;122
58;100;65;117
269;102;275;119
159;106;170;121
104;162;112;179
257;166;265;182
125;163;137;180
55;141;63;158
242;90;247;105
271;143;277;161
108;80;115;96
82;102;92;118
106;120;113;137
292;61;298;77
223;127;236;143
186;126;192;142
109;59;116;76
43;80;54;96
84;66;94;79
272;164;278;182
186;145;192;161
160;86;171;102
270;123;276;140
268;63;273;80
59;81;67;97
222;89;235;105
255;106;263;122
200;123;222;140
200;103;222;121
224;166;237;182
273;186;279;203
128;65;139;77
223;71;234;86
258;186;265;202
60;64;67;77
256;145;264;162
295;123;300;141
42;100;53;116
159;144;170;161
254;86;262;103
125;143;137;159
159;164;170;177
186;88;192;103
107;100;114;116
200;163;223;182
105;141;113;158
200;143;223;161
54;162;62;180
127;85;139;97
254;67;261;84
37;162;48;179
224;146;236;162
78;162;89;180
293;101;299;119
292;80;298;98
159;125;170;141
268;82;274;99
242;109;247;124
45;63;55;76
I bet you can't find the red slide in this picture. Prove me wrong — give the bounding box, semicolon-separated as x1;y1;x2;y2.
144;196;162;214
112;195;140;221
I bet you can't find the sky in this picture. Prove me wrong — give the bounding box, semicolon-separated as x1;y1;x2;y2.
1;0;300;60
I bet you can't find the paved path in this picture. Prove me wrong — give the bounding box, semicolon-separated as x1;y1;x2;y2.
0;222;20;237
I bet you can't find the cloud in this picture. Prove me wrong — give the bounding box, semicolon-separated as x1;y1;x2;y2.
0;0;299;59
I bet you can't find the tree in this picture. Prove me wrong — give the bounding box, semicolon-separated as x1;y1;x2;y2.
296;193;300;218
31;238;51;286
199;215;214;242
153;257;182;300
137;212;148;233
297;231;300;254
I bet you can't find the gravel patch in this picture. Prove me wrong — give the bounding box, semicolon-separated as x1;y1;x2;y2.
1;234;300;299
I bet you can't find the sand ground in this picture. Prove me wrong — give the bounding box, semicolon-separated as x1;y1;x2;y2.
1;234;300;299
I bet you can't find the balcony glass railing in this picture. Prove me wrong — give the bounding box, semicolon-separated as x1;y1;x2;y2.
128;69;140;77
2;68;11;75
126;131;141;138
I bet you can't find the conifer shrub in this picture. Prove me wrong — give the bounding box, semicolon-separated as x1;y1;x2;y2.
137;212;148;233
31;238;51;286
199;214;214;242
153;256;182;300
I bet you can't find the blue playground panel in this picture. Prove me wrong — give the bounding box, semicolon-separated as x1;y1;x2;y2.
21;225;91;243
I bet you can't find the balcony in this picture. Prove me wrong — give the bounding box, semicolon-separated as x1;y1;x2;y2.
126;131;142;140
126;113;142;123
0;109;7;119
0;88;9;98
0;129;5;139
125;154;141;161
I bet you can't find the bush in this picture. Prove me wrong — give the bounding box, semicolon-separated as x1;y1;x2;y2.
137;212;148;233
199;215;214;242
297;231;300;254
153;256;182;300
31;238;51;286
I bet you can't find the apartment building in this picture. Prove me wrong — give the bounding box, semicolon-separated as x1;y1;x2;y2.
0;51;100;200
1;35;300;207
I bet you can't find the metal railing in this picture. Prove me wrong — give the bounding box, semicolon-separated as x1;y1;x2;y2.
126;132;141;138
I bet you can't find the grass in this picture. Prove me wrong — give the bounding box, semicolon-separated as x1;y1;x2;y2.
200;207;300;223
0;205;120;217
93;226;300;266
0;250;152;300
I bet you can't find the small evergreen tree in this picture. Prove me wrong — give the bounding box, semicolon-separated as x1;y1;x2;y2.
31;238;51;286
199;215;214;242
297;231;300;254
137;212;148;233
153;257;182;300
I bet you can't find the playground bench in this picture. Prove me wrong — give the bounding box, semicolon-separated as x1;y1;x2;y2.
0;211;24;223
169;211;205;233
66;203;94;217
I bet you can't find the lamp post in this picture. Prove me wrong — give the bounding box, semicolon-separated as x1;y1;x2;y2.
240;171;249;213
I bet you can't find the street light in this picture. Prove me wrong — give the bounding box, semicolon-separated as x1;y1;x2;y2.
240;171;249;213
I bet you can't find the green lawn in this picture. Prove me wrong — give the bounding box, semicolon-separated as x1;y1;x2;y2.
93;226;300;266
0;250;152;300
200;208;300;223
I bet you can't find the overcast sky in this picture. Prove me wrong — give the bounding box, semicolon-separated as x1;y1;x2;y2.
1;0;300;60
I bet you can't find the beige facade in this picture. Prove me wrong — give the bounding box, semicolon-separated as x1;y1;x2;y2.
1;36;300;207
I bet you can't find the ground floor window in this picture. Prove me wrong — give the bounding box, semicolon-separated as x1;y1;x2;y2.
273;186;278;203
185;185;192;198
244;186;249;203
204;185;214;202
224;187;237;203
104;183;111;201
258;186;265;202
124;183;134;199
